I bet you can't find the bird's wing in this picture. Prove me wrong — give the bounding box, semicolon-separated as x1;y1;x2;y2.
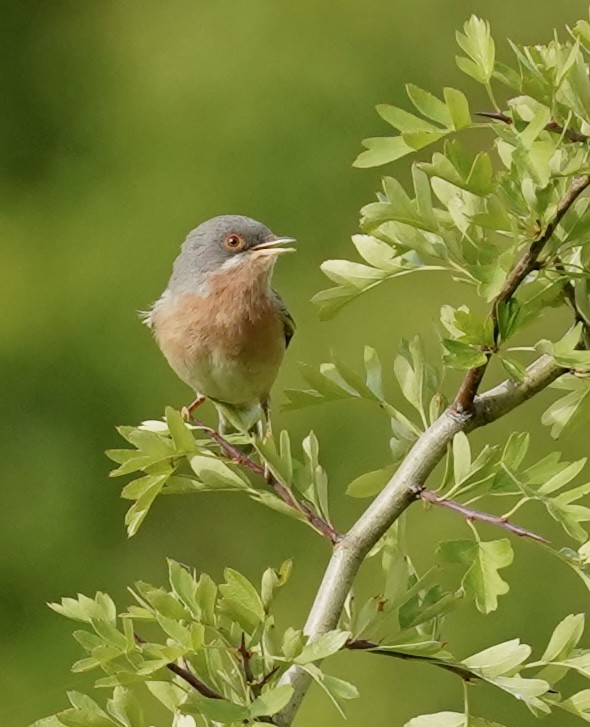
272;290;296;348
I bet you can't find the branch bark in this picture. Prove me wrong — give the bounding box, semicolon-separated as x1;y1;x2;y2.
274;353;563;726
453;174;590;413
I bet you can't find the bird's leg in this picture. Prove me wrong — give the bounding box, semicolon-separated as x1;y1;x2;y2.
261;397;273;441
181;393;206;421
218;409;229;436
260;397;273;482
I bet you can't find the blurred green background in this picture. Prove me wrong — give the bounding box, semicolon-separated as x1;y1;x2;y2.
2;1;590;725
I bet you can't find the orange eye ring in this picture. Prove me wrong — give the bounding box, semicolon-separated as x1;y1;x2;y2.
223;233;246;251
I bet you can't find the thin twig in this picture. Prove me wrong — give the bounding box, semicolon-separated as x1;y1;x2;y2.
239;632;256;690
134;633;222;699
477;110;590;143
346;639;478;681
417;487;549;543
190;417;342;545
453;174;590;413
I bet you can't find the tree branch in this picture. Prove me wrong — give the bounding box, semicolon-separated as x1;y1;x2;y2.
417;487;549;543
477;110;590;144
452;174;590;413
274;353;564;726
134;633;223;700
190;417;342;545
346;639;478;681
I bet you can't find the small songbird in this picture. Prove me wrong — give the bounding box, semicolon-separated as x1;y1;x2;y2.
144;215;296;433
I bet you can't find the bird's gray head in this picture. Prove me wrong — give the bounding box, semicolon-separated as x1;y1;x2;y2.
166;214;295;294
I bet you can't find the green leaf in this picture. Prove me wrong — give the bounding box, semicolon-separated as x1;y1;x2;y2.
542;375;590;438
406;84;453;127
456;16;495;84
321;259;387;289
261;559;292;611
463;639;531;677
167;560;200;618
364;345;385;399
485;675;550;715
558;689;590;722
452;432;472;485
376;104;443;133
219;568;265;633
442;339;488;369
406;714;507;727
541;613;585;663
300;664;358;717
294;630;351;665
107;687;145;727
165;407;197;453
354;136;415;168
346;465;397;498
499;356;526;383
249;685;294;718
443;87;471;129
124;473;171;537
190;698;249;723
145;681;186;712
189;455;250;490
438;539;513;613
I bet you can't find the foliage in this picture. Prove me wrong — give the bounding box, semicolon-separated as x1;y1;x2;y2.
36;11;590;727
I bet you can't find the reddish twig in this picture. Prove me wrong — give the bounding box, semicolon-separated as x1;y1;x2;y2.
417;487;548;543
134;633;222;699
452;174;590;413
190;417;342;545
477;110;590;143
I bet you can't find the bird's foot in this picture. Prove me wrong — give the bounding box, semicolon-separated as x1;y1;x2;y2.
181;394;206;421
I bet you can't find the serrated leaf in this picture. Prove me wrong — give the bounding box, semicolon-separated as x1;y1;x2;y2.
438;539;513;613
406;84;453;127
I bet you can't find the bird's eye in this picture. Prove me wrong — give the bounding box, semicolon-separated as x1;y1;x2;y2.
223;233;246;251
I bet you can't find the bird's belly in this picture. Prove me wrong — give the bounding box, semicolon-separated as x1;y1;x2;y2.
152;292;285;406
186;347;280;405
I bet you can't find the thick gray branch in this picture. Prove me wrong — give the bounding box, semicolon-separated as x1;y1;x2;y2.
275;354;562;726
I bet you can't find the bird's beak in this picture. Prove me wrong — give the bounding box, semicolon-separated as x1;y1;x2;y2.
251;237;297;257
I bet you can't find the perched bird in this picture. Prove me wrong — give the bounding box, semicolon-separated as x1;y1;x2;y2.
144;215;296;434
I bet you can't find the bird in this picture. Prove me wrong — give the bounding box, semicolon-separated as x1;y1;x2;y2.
143;214;296;436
